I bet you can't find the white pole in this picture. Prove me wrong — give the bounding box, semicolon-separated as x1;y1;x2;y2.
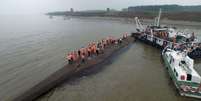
157;8;162;27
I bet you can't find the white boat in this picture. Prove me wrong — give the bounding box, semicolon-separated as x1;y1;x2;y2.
162;47;201;98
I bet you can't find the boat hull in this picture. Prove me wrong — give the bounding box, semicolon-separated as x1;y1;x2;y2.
132;32;201;59
131;32;170;49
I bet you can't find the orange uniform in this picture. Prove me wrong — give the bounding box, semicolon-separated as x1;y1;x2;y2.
73;51;77;61
87;47;92;56
94;45;97;53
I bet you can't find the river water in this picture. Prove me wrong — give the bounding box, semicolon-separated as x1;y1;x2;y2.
0;15;201;101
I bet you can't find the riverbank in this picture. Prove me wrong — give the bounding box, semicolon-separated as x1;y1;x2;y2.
61;16;201;27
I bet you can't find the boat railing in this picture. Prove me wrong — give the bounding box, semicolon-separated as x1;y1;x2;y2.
140;32;201;49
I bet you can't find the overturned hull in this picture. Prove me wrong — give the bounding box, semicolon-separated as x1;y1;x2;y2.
13;36;134;101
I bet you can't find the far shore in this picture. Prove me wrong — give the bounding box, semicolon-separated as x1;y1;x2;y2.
57;16;201;26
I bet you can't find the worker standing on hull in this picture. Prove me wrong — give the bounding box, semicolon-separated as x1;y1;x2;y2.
67;53;73;64
78;49;81;57
87;47;91;57
81;53;85;63
66;35;128;65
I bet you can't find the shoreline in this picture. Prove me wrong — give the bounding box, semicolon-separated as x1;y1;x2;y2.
62;16;201;26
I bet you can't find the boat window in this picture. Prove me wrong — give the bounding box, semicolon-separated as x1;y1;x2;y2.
176;72;178;77
174;68;176;73
176;36;187;43
181;60;186;64
187;74;192;81
170;57;174;64
170;58;172;64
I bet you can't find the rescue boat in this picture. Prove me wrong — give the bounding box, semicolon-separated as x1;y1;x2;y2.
162;47;201;99
132;9;201;59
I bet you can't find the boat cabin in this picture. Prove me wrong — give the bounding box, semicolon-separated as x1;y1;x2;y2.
164;49;201;83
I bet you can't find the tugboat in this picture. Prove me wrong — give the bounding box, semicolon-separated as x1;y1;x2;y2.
132;9;201;59
133;9;176;48
162;47;201;99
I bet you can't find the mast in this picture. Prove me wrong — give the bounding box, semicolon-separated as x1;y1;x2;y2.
157;8;162;27
135;17;144;32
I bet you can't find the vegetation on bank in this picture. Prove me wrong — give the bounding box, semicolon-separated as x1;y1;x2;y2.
47;5;201;22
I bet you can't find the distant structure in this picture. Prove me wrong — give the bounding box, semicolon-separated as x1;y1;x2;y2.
107;8;110;12
70;8;74;13
49;15;53;19
122;8;128;12
127;5;201;13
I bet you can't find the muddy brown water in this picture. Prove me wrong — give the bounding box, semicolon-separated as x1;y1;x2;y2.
0;15;201;101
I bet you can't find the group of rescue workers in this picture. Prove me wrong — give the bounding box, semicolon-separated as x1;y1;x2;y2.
66;33;128;64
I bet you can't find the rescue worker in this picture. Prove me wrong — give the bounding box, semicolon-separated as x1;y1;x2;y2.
103;40;107;48
99;42;104;54
173;36;176;48
87;47;91;57
96;47;100;55
78;49;81;57
123;33;128;39
81;53;85;63
106;38;109;45
97;42;101;48
91;45;94;54
80;47;85;56
112;37;115;44
67;53;73;64
72;51;77;62
125;33;128;38
115;39;118;44
93;45;97;54
84;48;88;57
118;38;122;44
123;34;125;39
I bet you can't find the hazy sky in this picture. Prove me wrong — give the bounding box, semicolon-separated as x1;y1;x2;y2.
0;0;201;14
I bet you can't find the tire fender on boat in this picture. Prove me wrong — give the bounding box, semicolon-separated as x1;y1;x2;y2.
181;85;191;92
190;87;198;93
181;85;198;93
